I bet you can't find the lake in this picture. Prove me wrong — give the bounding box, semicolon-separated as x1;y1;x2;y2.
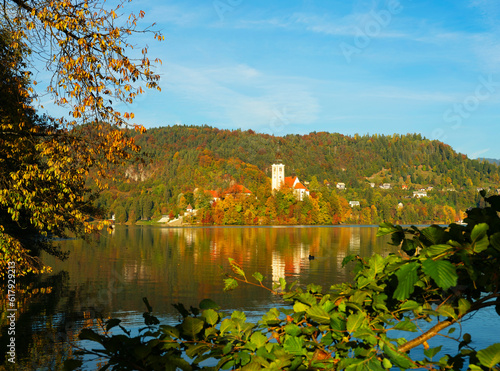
1;225;498;369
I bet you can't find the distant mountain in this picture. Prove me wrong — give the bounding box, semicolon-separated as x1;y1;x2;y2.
479;158;500;166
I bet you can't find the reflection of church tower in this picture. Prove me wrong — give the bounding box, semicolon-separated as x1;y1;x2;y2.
272;148;284;191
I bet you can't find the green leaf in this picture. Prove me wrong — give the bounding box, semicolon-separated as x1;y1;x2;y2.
306;305;331;324
383;342;414;369
181;317;204;339
231;310;247;322
477;343;500;368
284;323;302;336
437;304;456;319
160;325;180;339
283;336;304;355
185;343;210;359
458;298;471;316
471;223;489;253
347;312;366;334
365;254;385;278
79;328;102;343
382;358;392;369
105;318;121;332
422;259;458;290
202;309;219;326
377;222;400;236
228;258;246;279
279;277;287;291
250;332;268;348
400;300;420;311
421;225;446;245
296;292;317;306
220;318;234;335
393;262;419;301
402;238;417;256
224;278;238;291
261;308;281;326
491;232;500;252
293;302;309;313
342;254;357;267
199;298;220;310
424;345;442;359
353;327;377;345
424;244;453;258
252;272;263;282
394;319;417;332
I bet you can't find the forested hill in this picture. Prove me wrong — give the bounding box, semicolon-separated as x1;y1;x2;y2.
131;125;498;189
97;125;500;225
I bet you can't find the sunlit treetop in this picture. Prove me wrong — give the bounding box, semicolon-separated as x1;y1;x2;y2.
4;0;162;128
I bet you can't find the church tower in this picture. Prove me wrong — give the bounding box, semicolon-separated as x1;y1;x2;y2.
272;161;285;191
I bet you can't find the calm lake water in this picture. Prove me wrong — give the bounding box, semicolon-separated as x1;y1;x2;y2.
1;225;498;370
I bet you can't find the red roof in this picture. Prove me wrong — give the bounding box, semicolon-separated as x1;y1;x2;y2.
284;176;297;188
283;176;308;191
207;190;219;198
232;184;252;194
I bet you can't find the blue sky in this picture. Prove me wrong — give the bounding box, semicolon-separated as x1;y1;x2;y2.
44;0;500;159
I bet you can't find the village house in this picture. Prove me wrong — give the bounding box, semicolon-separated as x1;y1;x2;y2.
349;201;360;207
380;183;391;190
413;190;427;198
336;182;346;190
225;184;252;197
206;190;220;204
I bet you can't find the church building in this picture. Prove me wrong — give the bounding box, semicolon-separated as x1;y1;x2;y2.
271;162;310;201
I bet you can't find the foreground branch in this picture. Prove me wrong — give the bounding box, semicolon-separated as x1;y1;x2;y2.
398;298;498;353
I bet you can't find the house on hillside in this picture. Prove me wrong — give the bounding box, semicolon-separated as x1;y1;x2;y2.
349;201;360;207
225;184;252;197
336;182;346;190
206;190;220;204
413;191;427;198
380;183;391;190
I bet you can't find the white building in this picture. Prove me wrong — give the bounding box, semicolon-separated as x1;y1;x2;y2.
272;163;285;191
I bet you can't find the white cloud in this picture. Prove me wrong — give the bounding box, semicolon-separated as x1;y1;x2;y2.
160;62;320;131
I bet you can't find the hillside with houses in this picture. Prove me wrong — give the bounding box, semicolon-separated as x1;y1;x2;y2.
94;125;500;225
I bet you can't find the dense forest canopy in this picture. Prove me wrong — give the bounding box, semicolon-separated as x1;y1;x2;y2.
94;125;500;226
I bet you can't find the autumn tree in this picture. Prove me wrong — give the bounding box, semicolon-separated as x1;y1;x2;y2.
0;0;162;277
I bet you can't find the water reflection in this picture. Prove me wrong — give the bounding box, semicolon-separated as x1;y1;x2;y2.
39;226;394;316
1;226;393;368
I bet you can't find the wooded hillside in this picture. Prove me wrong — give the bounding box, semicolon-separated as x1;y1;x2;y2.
94;125;500;225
